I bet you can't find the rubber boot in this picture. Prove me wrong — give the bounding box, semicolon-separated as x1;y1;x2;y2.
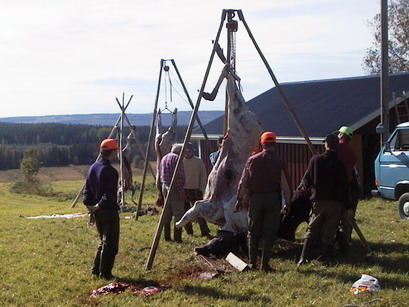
184;201;194;235
184;222;193;235
198;218;211;237
174;226;183;243
337;230;350;256
91;248;101;277
261;240;274;272
319;244;333;263
164;223;171;241
297;238;313;266
248;237;259;270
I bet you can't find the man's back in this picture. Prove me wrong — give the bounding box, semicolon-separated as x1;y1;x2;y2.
337;141;357;181
305;150;349;205
245;150;286;193
83;159;119;210
183;156;207;191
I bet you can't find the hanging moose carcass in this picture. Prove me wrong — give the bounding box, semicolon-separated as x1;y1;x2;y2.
154;108;178;207
176;70;262;235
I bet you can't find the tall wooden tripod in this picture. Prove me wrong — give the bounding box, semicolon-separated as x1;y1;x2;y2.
70;93;156;209
146;9;316;270
135;59;209;219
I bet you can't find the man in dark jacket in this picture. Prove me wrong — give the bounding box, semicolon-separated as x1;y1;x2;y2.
83;138;120;279
297;134;351;265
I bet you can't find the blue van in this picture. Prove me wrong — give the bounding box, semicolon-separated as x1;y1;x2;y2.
373;121;409;219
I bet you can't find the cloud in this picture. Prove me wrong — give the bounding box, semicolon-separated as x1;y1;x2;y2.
0;0;380;117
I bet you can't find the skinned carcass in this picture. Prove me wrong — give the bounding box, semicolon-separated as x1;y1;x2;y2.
176;71;262;233
155;108;178;206
117;131;135;206
122;131;135;192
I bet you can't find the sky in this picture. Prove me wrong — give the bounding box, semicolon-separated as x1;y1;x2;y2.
0;0;381;118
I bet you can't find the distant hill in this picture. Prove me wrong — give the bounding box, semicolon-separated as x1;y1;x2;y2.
0;111;224;126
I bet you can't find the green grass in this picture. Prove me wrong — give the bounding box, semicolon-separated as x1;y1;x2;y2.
0;180;409;306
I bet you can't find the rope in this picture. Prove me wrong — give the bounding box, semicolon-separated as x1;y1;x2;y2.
168;69;190;105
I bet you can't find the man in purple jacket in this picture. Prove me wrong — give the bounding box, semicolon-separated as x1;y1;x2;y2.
83;138;120;279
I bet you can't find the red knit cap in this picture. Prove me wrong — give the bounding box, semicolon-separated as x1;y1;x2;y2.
100;138;120;150
260;131;276;143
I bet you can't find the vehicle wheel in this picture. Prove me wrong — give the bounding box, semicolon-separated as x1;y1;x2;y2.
398;192;409;220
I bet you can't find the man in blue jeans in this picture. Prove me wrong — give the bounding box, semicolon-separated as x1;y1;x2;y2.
83;138;120;279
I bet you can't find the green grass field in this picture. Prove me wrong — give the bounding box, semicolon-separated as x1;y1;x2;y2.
0;175;408;306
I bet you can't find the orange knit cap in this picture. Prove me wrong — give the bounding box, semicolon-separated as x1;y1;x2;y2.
100;138;120;150
260;131;276;143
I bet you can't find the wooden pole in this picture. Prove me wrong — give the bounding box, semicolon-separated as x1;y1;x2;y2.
146;11;227;270
348;216;373;254
70;117;121;208
135;60;164;220
237;10;316;155
116;94;133;209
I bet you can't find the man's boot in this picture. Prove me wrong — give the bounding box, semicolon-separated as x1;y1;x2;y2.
184;222;193;235
261;240;274;272
248;237;259;270
198;218;211;237
319;244;333;263
297;238;312;266
174;226;183;243
337;230;350;256
164;223;171;241
184;201;194;235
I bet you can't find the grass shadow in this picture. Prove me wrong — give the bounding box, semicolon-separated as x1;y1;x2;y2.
180;284;271;304
297;240;409;290
114;276;162;288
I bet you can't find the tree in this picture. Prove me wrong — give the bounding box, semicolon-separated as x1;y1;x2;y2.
363;0;409;74
20;147;42;181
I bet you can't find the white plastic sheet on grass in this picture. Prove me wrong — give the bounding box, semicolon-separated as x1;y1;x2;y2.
26;213;87;219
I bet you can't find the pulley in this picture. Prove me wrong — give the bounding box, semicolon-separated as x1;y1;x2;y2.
226;19;238;32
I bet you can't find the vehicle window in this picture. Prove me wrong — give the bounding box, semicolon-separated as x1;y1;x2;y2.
389;131;398;150
398;129;409;151
394;129;409;151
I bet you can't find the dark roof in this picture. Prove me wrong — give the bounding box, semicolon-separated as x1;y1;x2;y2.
197;72;409;138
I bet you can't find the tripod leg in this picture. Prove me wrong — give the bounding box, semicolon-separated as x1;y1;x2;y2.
348;216;372;253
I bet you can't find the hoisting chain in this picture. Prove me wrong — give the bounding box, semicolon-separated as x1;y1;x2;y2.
230;30;236;72
163;63;173;111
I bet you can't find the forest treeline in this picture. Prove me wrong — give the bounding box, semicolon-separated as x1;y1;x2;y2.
0;122;187;170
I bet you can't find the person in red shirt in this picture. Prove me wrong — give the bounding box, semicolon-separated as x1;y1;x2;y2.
336;126;361;255
236;131;292;272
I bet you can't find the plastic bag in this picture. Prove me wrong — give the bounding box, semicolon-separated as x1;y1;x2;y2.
350;274;380;294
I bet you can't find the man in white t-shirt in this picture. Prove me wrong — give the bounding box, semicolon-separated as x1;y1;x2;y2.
183;143;211;237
